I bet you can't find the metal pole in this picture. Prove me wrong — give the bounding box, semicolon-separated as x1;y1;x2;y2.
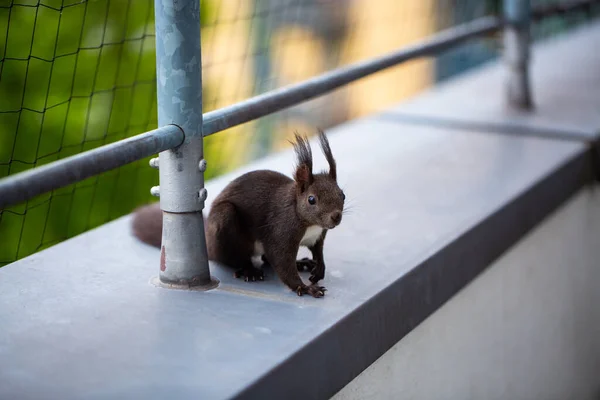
153;0;213;288
504;0;533;110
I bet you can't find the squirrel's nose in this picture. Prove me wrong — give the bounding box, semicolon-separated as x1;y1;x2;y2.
330;211;342;225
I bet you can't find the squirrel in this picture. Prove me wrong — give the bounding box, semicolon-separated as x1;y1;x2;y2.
131;130;345;298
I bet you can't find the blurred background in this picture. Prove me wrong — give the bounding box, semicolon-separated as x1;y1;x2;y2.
0;0;597;266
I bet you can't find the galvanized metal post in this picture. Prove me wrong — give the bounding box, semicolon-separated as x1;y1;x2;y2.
153;0;214;288
504;0;533;110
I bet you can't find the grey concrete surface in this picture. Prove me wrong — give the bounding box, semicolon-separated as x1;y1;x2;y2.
333;185;600;400
0;115;588;400
385;21;600;141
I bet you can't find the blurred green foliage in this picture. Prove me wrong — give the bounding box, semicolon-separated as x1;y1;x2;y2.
0;0;214;265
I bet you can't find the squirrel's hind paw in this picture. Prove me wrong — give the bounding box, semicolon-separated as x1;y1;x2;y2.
296;257;317;272
234;267;265;282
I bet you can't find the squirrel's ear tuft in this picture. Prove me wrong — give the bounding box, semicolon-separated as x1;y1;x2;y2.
294;164;312;191
317;129;336;181
291;131;313;191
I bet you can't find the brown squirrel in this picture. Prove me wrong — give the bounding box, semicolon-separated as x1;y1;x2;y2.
131;130;345;298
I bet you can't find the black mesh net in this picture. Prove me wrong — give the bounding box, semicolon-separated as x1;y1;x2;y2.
1;0;158;266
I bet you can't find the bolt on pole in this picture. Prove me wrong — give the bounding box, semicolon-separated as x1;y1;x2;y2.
152;0;214;289
504;0;533;110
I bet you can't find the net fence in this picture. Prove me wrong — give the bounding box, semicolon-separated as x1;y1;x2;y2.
0;0;598;267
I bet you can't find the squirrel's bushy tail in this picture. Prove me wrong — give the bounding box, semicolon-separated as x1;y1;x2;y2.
131;203;163;248
131;203;209;248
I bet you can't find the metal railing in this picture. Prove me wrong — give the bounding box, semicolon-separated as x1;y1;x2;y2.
0;0;597;287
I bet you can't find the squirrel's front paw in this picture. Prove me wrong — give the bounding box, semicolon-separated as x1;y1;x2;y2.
309;265;325;284
296;258;325;284
296;284;326;298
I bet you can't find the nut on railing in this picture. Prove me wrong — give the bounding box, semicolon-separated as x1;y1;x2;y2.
198;159;207;172
198;188;207;202
150;186;160;197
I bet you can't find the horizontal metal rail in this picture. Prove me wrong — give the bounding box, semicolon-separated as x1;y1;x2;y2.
0;125;184;209
202;16;502;136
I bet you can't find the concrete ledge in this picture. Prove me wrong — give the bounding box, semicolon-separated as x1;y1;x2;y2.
0;117;592;399
1;25;598;400
385;21;600;142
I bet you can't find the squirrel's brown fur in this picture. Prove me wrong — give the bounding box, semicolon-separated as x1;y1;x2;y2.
131;130;345;298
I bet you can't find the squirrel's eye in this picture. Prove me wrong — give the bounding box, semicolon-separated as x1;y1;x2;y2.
341;191;346;201
308;195;316;205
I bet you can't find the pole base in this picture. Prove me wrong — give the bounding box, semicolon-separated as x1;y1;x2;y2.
150;276;220;291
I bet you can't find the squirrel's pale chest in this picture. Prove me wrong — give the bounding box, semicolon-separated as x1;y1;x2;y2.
300;225;324;247
253;225;323;258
